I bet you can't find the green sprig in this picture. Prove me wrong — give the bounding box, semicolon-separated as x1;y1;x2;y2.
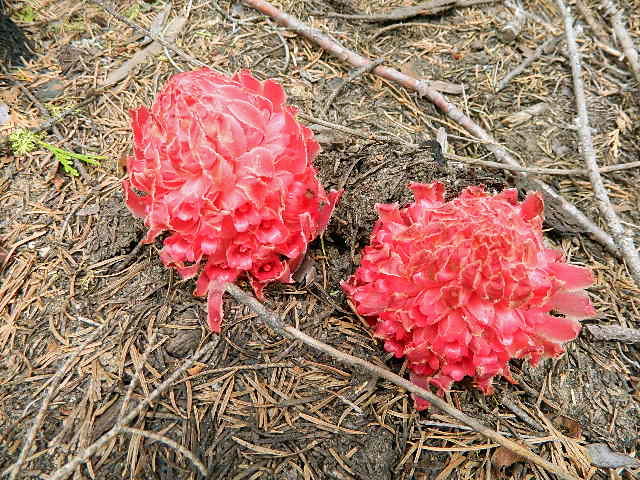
8;129;104;177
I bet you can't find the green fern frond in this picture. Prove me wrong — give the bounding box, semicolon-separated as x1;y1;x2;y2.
8;129;104;177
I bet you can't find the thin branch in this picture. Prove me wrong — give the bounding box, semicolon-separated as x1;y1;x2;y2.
88;0;209;69
120;427;207;477
445;153;640;177
601;1;640;84
298;112;402;143
102;16;188;87
241;0;620;258
496;35;563;91
310;0;495;22
116;324;159;426
300;113;640;177
46;341;218;480
372;21;448;40
224;284;581;480
557;0;640;287
586;324;640;343
576;0;610;44
269;21;291;74
319;58;385;118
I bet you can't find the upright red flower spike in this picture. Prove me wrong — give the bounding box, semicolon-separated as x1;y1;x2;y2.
342;182;596;409
123;68;341;331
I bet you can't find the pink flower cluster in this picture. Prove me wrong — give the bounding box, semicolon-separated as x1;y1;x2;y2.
342;182;595;409
123;69;340;331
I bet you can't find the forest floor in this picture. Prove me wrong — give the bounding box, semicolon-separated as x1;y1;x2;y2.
1;0;639;479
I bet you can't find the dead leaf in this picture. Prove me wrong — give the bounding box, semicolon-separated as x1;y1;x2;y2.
51;175;65;191
46;339;59;355
551;415;582;438
616;109;632;132
492;446;525;470
187;362;206;376
103;16;187;86
502;102;548;127
587;443;640;469
606;128;621;160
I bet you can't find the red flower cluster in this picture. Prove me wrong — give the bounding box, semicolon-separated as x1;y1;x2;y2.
342;182;595;409
123;69;340;331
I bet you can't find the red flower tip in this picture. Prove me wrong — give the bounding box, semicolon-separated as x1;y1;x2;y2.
342;182;596;410
123;69;341;330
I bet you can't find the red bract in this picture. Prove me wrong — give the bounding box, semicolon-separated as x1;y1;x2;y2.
342;182;595;410
123;69;340;332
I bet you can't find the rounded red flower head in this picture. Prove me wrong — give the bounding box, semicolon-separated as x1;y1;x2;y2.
123;68;341;332
342;182;595;409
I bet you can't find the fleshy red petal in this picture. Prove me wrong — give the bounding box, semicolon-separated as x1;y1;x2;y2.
206;283;225;332
534;313;581;342
122;179;148;218
548;263;594;290
549;290;596;319
520;192;543;221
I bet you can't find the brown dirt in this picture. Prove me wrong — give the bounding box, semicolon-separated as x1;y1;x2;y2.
1;0;639;479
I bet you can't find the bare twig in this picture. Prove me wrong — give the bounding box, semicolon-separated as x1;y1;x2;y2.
89;0;209;69
242;0;619;256
372;21;446;40
297;112;399;143
120;427;207;477
224;284;580;480
601;1;640;84
116;317;162;426
557;0;640;287
300;113;640;177
575;0;610;44
46;341;217;480
586;324;640;343
445;153;640;177
501;394;545;432
574;1;623;57
319;58;385;118
499;4;526;43
4;324;110;480
311;0;495;22
103;16;188;86
250;22;291;73
496;35;562;91
270;22;291;74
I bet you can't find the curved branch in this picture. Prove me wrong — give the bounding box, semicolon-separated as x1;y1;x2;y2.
557;0;640;287
225;283;581;480
241;0;619;257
